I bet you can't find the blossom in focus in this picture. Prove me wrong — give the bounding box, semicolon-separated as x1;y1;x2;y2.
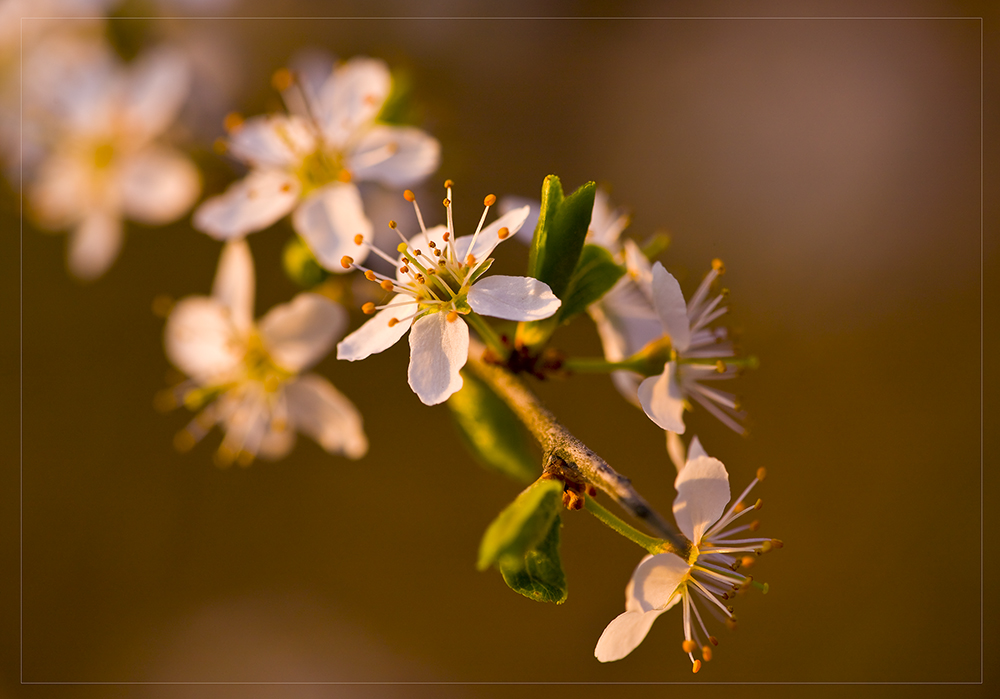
25;40;201;280
337;184;561;405
595;438;777;670
194;56;440;273
162;239;367;465
636;260;744;434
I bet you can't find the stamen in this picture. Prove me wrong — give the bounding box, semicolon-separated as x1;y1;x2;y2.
484;194;496;206
271;68;293;92
446;311;459;323
223;112;244;132
354;234;364;245
340;256;354;269
692;660;702;674
756;467;766;481
682;640;696;653
361;302;376;315
497;227;510;240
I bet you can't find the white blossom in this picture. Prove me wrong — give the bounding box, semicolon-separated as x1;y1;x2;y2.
337;185;561;405
194;56;440;274
595;439;777;670
162;239;367;465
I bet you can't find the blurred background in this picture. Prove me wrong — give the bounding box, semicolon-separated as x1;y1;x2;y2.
3;0;996;697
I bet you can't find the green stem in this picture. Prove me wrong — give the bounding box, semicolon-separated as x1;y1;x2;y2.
564;356;648;374
465;312;507;358
584;497;675;554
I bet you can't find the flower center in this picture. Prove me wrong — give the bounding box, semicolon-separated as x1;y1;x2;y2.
93;143;115;169
296;149;349;195
243;333;292;392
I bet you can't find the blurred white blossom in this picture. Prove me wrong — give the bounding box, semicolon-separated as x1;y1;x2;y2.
163;239;367;465
194;56;440;273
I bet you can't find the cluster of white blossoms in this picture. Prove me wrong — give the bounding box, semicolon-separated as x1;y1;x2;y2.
338;183;562;405
595;436;778;670
162;239;367;466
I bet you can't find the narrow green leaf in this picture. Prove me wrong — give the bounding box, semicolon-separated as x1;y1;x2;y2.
448;371;538;485
526;176;596;298
477;478;563;572
556;244;626;324
499;515;567;604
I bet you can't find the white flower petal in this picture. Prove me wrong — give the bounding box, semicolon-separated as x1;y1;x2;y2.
650;262;691;353
29;153;91;228
336;294;412;361
407;312;468;405
667;431;687;472
587;189;630;252
211;239;255;335
194;170;300;239
629;553;690;611
258;424;296;461
227;114;316;169
164;297;242;383
292;182;372;272
594;610;661;663
67;211;123;281
316;56;391;148
467;275;561;321
259;293;346;372
673;456;731;543
498;195;539;245
637;364;686;433
121;47;190;143
285;374;368;459
688;435;708;461
348;125;440;186
118;145;200;224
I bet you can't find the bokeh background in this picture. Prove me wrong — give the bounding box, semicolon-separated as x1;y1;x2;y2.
3;1;997;697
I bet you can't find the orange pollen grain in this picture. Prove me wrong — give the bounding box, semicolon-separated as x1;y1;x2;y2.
404;190;416;202
484;194;496;206
444;179;454;188
497;227;510;240
340;256;354;269
354;234;364;245
380;280;394;291
388;317;400;327
364;270;377;281
682;640;697;653
361;302;376;315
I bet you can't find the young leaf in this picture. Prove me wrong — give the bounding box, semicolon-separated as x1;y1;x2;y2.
477;478;563;572
448;371;539;484
526;176;596;298
555;244;626;324
283;234;329;288
499;515;567;604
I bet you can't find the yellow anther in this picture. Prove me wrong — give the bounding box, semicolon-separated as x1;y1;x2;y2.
404;190;416;202
758;541;773;554
434;249;441;257
682;640;697;653
428;240;436;248
442;231;451;241
223;112;244;132
754;498;763;510
413;249;422;256
365;270;377;281
484;194;496;206
740;555;755;569
389;220;398;229
749;519;760;532
692;660;702;674
709;636;719;646
701;646;713;661
497;227;510;240
271;67;293;91
756;467;766;481
716;360;727;373
361;302;376;315
396;242;408;253
340;256;354;269
770;539;784;549
380;280;394;291
712;258;726;274
354;234;364;245
444;179;454;188
446;311;459;323
337;169;352;183
443;197;451;207
388;317;400;328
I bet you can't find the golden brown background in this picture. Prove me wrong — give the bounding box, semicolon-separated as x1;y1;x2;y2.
4;1;997;697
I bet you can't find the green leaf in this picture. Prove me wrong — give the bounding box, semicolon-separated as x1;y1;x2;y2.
499;515;567;604
526;176;596;298
448;371;538;485
477;478;563;572
283;235;329;288
556;244;626;324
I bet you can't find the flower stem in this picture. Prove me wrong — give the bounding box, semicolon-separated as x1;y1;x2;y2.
466;340;690;554
584;496;675;554
465;312;507;358
563;356;648;374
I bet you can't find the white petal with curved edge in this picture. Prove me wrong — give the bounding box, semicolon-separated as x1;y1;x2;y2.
68;211;123;281
259;293;346;372
587;189;630;252
258;424;296;461
212;239;255;335
456;205;530;263
467;275;561;321
285;374;368;459
121;47;189;143
164;297;242;383
194;170;300;239
336;294;412;361
688;435;708;461
316;56;391;148
667;431;687;472
118;145;200;224
407;312;469;406
498;195;539;245
594;610;662;662
349;125;440;187
673;455;731;543
29;153;91;228
292;182;372;272
227;114;316;169
629;553;690;612
650;262;691;353
637;364;686;433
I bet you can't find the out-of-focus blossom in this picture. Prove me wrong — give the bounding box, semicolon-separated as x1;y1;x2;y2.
595;439;777;670
337;186;560;405
194;56;440;274
24;39;200;279
162;239;367;465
